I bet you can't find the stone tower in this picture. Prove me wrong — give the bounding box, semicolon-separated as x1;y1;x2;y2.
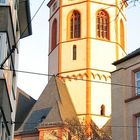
47;0;127;127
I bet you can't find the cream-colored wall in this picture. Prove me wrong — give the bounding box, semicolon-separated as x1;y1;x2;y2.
91;81;111;116
62;0;116;6
62;0;86;6
91;0;116;5
61;40;87;72
118;45;126;58
90;40;116;71
48;47;59;75
62;71;87;114
91;70;111;128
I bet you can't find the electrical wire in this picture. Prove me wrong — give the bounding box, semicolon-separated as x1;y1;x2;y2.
0;0;126;69
0;0;140;134
0;0;137;89
0;0;47;68
109;0;126;24
0;67;140;89
1;121;140;128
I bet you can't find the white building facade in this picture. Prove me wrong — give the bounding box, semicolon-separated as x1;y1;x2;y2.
0;0;32;139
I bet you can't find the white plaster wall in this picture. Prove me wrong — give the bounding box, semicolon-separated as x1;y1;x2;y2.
48;47;59;75
61;40;87;72
91;0;116;5
91;77;111;116
62;71;87;114
62;0;86;6
91;70;111;128
90;40;116;71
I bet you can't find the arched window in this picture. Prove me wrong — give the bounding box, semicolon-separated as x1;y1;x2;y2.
96;10;109;40
51;19;57;51
70;10;80;39
120;19;125;50
100;104;105;116
73;45;77;60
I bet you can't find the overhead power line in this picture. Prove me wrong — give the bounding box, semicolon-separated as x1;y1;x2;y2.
0;0;126;69
0;0;47;68
1;121;140;128
0;67;140;89
0;1;137;90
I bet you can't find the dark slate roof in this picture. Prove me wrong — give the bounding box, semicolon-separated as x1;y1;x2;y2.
15;77;77;135
15;88;36;131
113;47;140;65
23;108;51;131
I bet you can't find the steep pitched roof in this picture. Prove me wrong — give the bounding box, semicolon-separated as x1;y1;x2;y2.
15;77;77;135
15;88;36;131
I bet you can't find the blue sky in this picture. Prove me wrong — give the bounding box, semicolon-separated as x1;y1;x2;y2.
17;1;140;99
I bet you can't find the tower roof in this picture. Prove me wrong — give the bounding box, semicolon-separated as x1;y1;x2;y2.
15;76;77;135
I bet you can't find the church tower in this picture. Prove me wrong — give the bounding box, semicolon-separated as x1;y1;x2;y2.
47;0;127;127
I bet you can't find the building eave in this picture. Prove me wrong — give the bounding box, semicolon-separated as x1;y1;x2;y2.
18;0;32;39
113;48;140;65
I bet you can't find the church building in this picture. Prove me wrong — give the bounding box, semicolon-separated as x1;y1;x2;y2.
14;0;128;139
48;0;127;127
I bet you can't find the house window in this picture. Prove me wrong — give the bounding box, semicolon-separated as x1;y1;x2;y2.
135;71;140;95
0;36;2;63
100;104;105;116
73;45;77;60
137;117;140;140
96;10;109;40
70;10;80;39
0;0;6;4
51;19;57;51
